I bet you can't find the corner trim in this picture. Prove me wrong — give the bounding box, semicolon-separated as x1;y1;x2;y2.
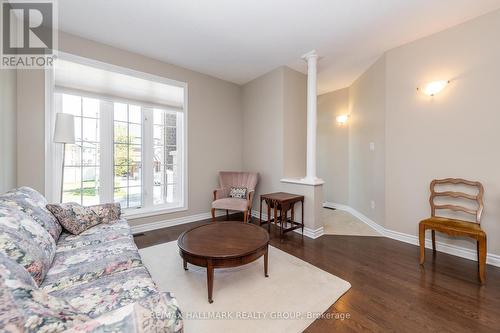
323;202;500;268
250;210;324;239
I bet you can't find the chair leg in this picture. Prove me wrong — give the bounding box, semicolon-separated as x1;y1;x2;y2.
226;210;229;220
478;236;487;284
243;210;248;223
211;208;216;223
419;224;426;265
431;230;436;253
477;241;480;264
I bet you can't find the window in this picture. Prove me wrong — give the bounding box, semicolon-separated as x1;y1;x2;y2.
52;57;187;216
61;95;101;205
153;109;180;205
113;103;143;209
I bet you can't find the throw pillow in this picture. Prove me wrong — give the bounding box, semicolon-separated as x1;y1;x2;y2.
88;203;121;224
0;187;63;241
0;207;56;286
46;203;121;235
46;203;101;235
229;187;247;199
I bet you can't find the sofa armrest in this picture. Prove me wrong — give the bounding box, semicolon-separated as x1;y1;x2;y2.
88;203;121;224
64;292;183;333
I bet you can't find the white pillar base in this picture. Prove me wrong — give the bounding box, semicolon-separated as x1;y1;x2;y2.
280;179;324;232
300;176;325;186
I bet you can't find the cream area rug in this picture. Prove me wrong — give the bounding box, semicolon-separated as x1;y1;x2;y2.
139;241;351;333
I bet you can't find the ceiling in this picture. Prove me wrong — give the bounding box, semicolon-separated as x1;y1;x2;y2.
57;0;500;94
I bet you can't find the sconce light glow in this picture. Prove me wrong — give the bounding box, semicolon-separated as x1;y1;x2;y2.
336;114;349;125
418;80;449;96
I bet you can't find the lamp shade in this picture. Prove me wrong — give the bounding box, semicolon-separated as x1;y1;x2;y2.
53;113;75;144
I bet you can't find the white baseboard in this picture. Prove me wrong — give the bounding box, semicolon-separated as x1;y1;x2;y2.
131;209;325;240
250;210;324;240
130;211;225;234
323;202;500;268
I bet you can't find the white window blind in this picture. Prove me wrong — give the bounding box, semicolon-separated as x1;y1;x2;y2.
54;59;185;110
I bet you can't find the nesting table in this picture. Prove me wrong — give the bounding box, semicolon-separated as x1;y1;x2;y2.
259;192;304;238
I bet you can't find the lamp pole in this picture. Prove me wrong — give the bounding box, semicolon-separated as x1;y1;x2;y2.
60;143;66;203
54;113;75;203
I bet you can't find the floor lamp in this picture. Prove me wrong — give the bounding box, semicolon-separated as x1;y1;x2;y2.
54;113;75;203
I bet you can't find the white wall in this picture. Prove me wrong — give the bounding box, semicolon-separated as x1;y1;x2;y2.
16;32;243;227
242;66;308;204
242;67;284;203
242;66;323;231
323;9;500;256
282;67;307;179
348;57;386;226
317;88;349;204
0;69;17;193
384;9;500;255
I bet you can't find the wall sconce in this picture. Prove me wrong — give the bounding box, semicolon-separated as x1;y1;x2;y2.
417;80;450;96
336;114;349;126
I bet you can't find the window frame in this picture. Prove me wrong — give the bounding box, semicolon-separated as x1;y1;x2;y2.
45;52;188;218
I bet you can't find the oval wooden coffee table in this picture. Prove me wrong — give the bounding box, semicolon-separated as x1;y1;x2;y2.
178;221;269;303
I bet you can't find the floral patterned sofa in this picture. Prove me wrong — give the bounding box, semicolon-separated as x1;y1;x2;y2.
0;187;183;332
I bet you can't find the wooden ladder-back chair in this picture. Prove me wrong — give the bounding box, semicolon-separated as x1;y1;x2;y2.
419;178;486;283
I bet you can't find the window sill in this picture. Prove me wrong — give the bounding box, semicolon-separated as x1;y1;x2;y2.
123;204;187;220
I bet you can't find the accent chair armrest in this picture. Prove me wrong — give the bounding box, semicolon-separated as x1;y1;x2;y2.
246;190;255;208
213;188;230;201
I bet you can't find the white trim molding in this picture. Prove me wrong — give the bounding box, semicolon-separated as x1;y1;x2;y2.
130;210;225;235
130;209;326;239
250;210;324;239
280;177;325;186
323;202;500;268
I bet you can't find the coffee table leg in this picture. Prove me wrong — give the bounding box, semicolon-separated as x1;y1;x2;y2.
264;246;269;277
267;201;271;232
183;259;188;271
207;260;214;303
259;198;263;226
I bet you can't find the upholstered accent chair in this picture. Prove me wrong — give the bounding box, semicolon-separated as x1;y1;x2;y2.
211;171;259;223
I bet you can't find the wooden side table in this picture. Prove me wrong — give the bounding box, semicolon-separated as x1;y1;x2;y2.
259;192;304;239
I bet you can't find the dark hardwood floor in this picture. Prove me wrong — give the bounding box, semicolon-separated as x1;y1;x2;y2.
134;214;500;333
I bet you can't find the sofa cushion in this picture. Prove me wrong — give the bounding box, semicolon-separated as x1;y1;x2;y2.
56;219;132;252
0;206;56;286
0;187;62;241
46;202;121;235
42;224;142;293
64;292;183;333
0;256;89;333
46;266;160;318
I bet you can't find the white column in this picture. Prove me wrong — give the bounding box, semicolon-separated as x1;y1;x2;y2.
302;50;321;184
